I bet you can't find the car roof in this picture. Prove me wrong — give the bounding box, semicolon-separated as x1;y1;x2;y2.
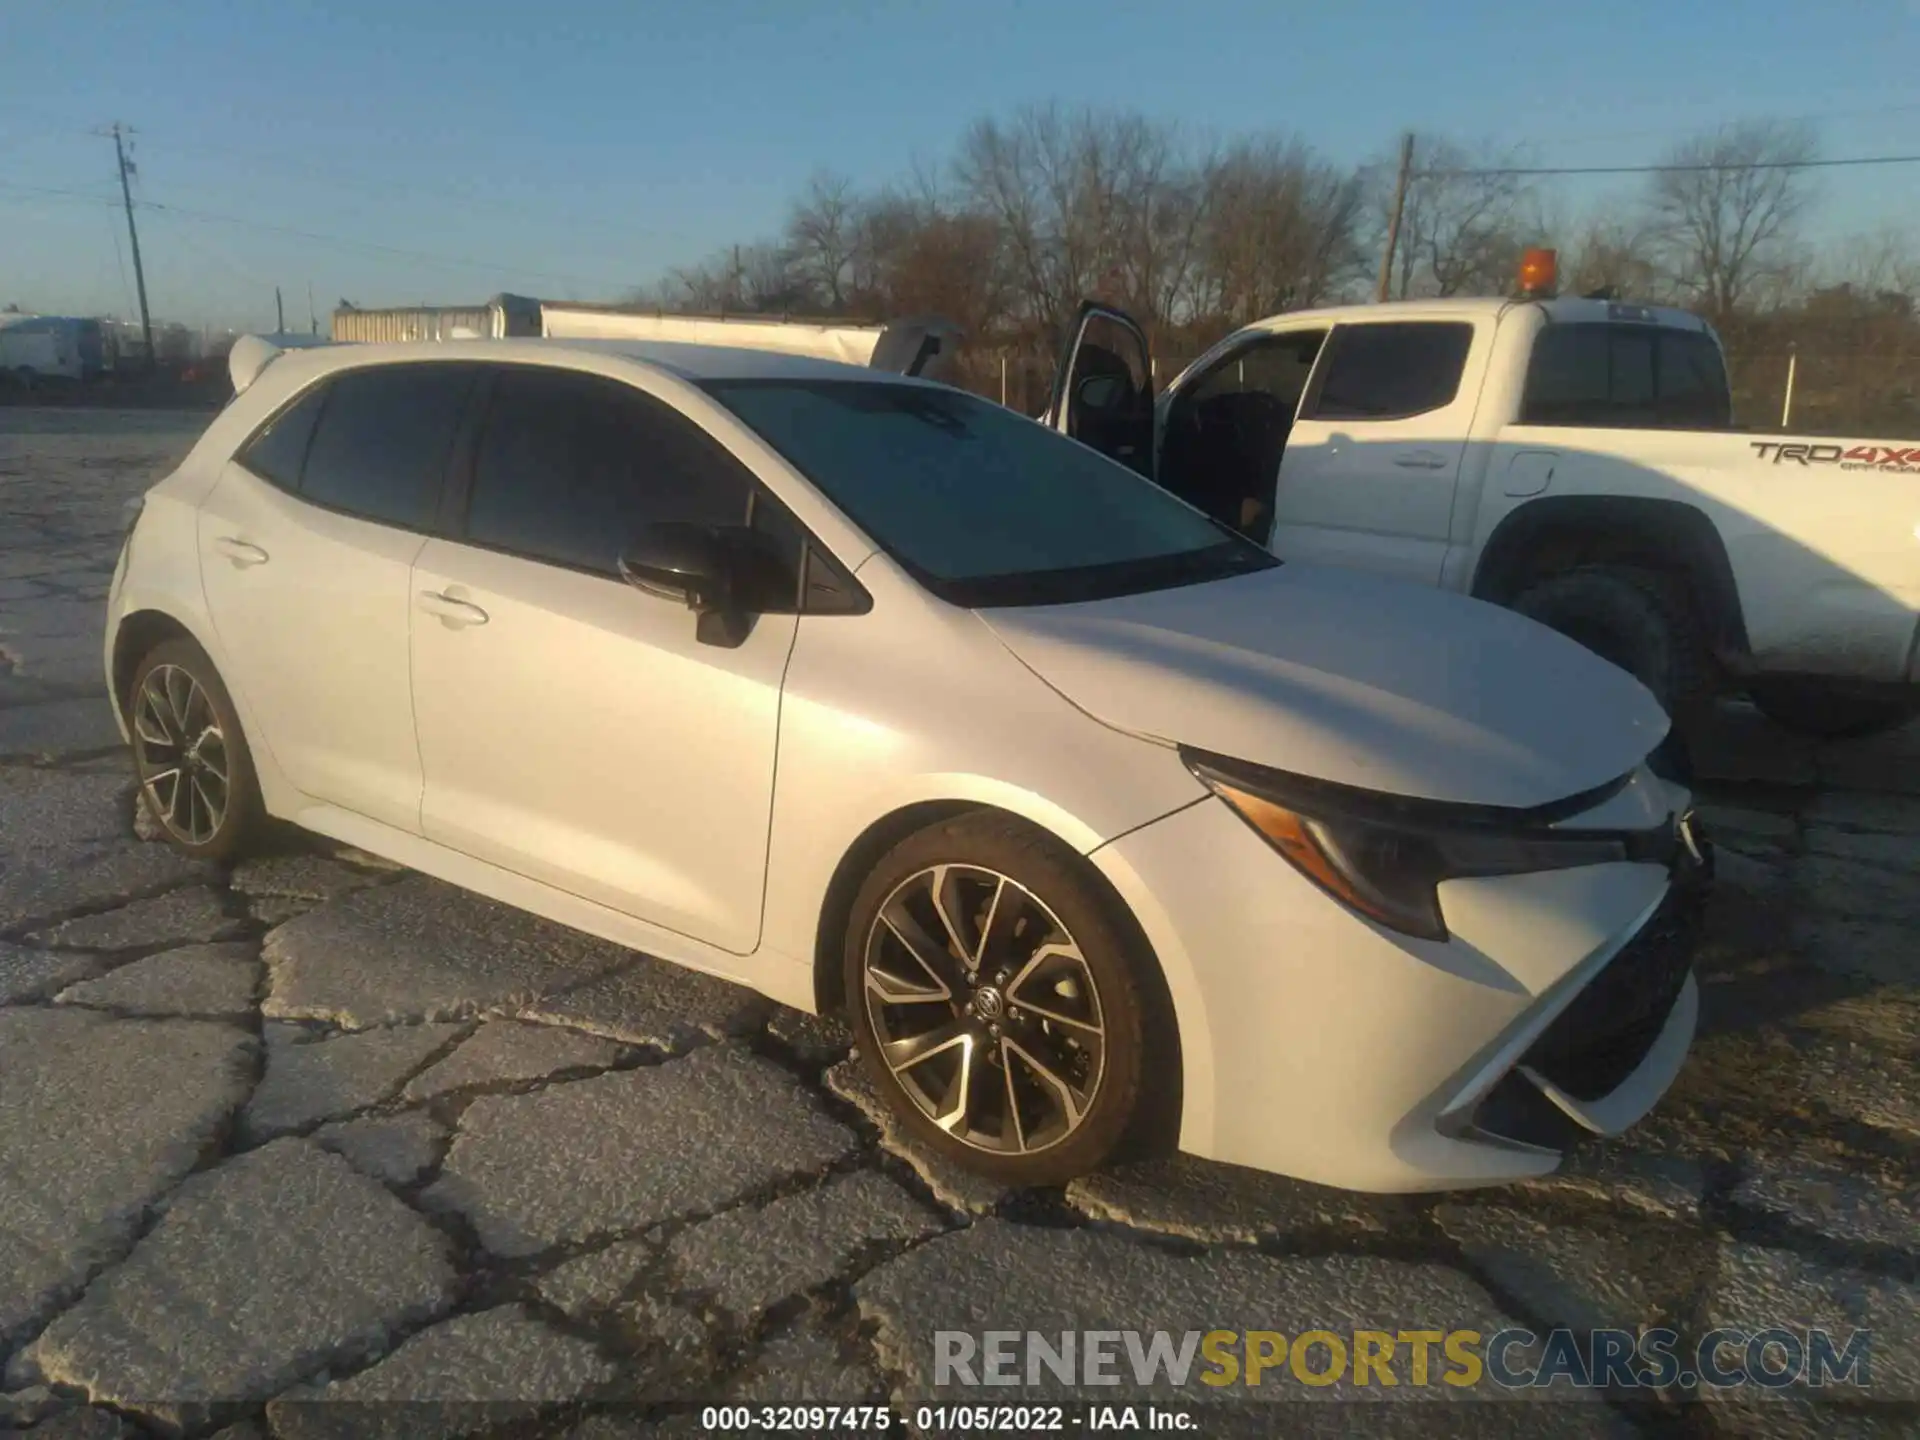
1241;295;1710;334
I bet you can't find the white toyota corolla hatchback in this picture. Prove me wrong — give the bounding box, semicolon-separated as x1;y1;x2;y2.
106;335;1709;1192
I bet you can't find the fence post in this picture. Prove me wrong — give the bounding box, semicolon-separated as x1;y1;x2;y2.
1000;352;1008;407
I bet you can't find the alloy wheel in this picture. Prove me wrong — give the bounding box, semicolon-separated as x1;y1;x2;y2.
861;863;1107;1155
132;663;230;846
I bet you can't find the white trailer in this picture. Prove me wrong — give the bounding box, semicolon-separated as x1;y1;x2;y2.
0;315;102;382
539;304;963;381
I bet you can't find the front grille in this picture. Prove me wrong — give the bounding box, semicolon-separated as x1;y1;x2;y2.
1520;876;1704;1103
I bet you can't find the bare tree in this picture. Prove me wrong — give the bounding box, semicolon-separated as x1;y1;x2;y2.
1562;215;1664;300
954;105;1202;341
785;171;861;310
1644;120;1816;322
1194;137;1367;324
1380;137;1537;299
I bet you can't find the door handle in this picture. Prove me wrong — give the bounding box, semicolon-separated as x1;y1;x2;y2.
1392;451;1450;471
417;590;490;628
212;536;269;567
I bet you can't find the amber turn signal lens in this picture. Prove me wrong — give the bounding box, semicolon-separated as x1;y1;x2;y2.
1209;780;1398;928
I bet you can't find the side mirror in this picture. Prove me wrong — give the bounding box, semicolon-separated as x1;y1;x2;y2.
618;522;735;613
1076;373;1129;412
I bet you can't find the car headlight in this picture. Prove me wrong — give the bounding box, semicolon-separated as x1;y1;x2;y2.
1182;747;1637;941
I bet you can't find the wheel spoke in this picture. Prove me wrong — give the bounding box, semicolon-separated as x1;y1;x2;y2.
190;776;221;841
927;865;978;974
929;1034;979;1134
865;962;949;1007
1002;1058;1028;1153
197;733;228;785
132;703;172;749
879;903;964;999
972;874;1009;969
139;673;180;745
1004;1034;1088;1132
163;667;194;738
165;764;193;831
881;1018;972;1075
1006;942;1104;1035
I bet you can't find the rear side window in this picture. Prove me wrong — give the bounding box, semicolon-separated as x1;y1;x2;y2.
300;365;477;529
1307;322;1473;421
1521;325;1732;429
235;384;327;492
464;367;753;574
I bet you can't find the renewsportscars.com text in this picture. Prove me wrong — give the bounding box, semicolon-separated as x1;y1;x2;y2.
934;1327;1874;1392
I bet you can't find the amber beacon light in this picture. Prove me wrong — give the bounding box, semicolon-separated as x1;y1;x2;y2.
1516;247;1559;298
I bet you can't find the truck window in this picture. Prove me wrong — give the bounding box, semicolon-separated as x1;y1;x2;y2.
1521;324;1731;429
1305;322;1473;422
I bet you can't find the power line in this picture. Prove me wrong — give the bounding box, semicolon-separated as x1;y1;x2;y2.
135;197;630;291
0;178;120;204
1419;153;1920;179
1490;98;1920;152
2;175;633;293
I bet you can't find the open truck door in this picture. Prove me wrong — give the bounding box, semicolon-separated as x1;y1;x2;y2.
1045;300;1155;477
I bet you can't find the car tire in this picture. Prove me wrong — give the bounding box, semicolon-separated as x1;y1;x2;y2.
1509;565;1712;784
843;811;1166;1187
1747;680;1920;741
126;636;268;862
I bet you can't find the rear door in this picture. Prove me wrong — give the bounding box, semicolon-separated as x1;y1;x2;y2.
1045;301;1156;476
197;363;476;832
1274;319;1490;584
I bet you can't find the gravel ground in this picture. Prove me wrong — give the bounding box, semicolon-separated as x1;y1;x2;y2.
1;407;1916;1437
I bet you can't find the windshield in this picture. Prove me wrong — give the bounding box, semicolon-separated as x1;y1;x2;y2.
702;379;1274;608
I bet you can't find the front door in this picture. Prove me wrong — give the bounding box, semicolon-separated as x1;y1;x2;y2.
197;363;476;832
1046;301;1155;476
409;364;797;956
1154;328;1328;538
1271;318;1489;584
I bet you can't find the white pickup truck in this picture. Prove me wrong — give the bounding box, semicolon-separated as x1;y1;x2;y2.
1044;293;1920;753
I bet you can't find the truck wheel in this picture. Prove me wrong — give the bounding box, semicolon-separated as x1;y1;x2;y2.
1747;681;1920;741
1509;565;1711;783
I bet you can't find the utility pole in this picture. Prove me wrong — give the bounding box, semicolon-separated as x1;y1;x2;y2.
275;286;286;335
108;123;154;369
307;281;318;336
1375;132;1415;304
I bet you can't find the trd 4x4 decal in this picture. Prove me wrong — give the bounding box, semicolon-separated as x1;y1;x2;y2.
1751;441;1920;472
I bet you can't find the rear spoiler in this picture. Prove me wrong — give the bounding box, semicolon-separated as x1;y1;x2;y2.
228;334;334;395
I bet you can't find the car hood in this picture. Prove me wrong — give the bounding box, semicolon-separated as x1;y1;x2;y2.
978;564;1669;810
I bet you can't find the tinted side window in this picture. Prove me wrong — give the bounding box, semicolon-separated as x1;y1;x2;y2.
1185;331;1325;410
1521;325;1732;429
1308;322;1473;421
465;368;753;575
301;365;475;528
235;384;328;492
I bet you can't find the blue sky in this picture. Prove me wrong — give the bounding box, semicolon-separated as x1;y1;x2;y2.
4;0;1918;331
